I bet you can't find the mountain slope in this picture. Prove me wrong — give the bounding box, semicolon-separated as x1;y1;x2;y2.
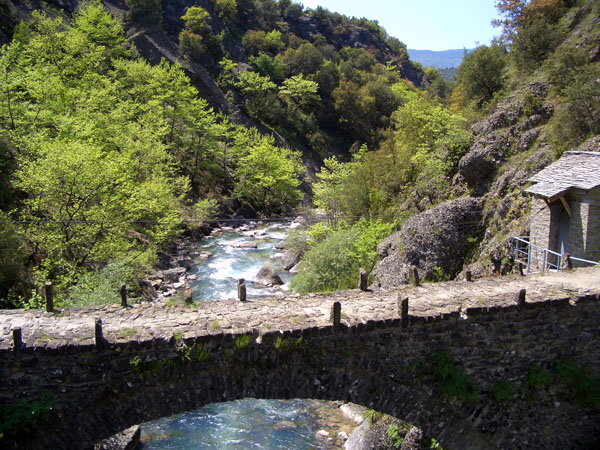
407;48;471;69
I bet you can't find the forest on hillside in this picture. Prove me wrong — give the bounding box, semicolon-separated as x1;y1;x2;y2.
1;0;599;307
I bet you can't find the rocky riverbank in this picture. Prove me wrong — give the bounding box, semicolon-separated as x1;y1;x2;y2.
142;217;306;302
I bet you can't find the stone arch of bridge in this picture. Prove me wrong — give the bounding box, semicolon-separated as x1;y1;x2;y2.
29;330;489;450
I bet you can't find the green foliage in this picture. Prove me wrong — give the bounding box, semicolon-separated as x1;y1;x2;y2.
214;0;237;21
233;135;303;213
432;351;478;401
279;75;320;109
555;357;600;408
0;212;28;303
274;335;288;350
491;379;515;402
551;64;600;150
125;0;162;23
0;392;54;440
364;408;383;424
0;4;305;305
430;438;443;449
192;198;220;222
235;333;252;349
527;364;553;389
65;261;138;308
249;52;287;83
512;18;564;72
181;6;210;34
243;29;284;55
290;219;394;294
283;229;309;253
386;424;405;448
454;45;507;107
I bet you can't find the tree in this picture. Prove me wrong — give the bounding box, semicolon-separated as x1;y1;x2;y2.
455;45;507;106
181;6;210;34
233;136;303;213
214;0;237;21
279;75;320;109
124;0;162;23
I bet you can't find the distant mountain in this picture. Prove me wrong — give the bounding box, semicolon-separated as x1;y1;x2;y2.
407;49;472;69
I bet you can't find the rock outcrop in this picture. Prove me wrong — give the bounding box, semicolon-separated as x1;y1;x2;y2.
372;197;482;288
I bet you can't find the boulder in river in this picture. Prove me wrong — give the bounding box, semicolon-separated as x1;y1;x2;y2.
281;250;302;271
230;241;258;249
255;262;284;286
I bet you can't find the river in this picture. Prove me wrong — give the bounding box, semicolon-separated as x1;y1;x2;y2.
141;222;358;449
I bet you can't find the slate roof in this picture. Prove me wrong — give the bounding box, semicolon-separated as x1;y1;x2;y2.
525;151;600;199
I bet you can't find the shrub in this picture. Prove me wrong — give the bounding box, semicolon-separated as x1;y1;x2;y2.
491;379;515;402
432;351;478;401
527;364;553;389
0;392;54;439
65;261;139;308
555;357;600;408
290;219;394;294
552;65;600;150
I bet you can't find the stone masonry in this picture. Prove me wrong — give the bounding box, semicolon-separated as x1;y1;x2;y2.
1;268;600;450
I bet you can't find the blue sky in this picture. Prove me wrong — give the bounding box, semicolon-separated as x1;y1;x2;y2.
300;0;501;51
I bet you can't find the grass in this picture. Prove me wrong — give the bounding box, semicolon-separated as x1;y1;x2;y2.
235;334;252;350
119;328;137;339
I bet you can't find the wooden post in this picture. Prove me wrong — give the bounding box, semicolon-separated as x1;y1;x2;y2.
358;268;367;291
238;279;247;302
44;282;53;312
518;262;524;277
408;267;420;287
516;289;526;309
95;318;104;351
465;269;472;282
330;302;341;328
400;297;409;328
13;328;22;357
120;283;128;308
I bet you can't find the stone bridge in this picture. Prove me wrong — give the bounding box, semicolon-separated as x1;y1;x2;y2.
1;268;600;449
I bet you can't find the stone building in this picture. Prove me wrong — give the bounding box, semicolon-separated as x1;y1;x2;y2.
525;151;600;266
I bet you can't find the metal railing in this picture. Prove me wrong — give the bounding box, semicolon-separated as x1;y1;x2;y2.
514;237;599;274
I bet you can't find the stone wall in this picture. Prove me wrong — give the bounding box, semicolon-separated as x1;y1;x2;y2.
583;186;600;262
529;187;600;267
1;294;599;450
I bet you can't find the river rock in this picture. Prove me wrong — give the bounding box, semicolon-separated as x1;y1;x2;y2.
255;262;284;286
139;279;157;299
273;420;297;431
275;241;287;250
162;267;187;283
156;251;172;270
199;251;212;259
289;262;301;274
230;241;258;249
281;250;302;271
177;259;194;271
93;424;140;450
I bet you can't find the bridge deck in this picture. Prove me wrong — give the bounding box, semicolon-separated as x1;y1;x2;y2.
1;268;599;350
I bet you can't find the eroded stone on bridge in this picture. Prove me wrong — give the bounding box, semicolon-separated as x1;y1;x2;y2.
1;267;599;350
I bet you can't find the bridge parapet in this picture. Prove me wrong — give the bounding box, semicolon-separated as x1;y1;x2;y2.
1;268;600;449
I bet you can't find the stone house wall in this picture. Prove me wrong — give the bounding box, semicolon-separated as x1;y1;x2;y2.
529;187;600;266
